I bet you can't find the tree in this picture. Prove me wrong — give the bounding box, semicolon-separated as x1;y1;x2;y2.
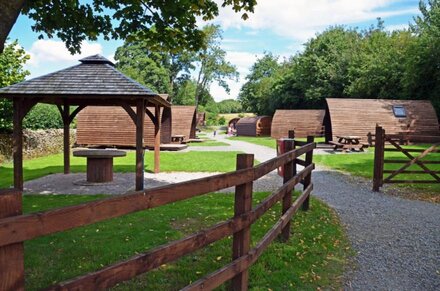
114;38;195;97
404;0;440;116
0;0;256;53
0;40;29;132
194;25;239;108
217;99;242;113
238;52;283;115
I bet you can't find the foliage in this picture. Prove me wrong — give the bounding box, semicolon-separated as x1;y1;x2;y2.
239;52;283;114
2;0;256;53
23;193;348;290
0;40;30;133
194;25;239;108
239;3;440;117
218;116;226;125
216;99;242;113
23;104;63;130
114;38;195;97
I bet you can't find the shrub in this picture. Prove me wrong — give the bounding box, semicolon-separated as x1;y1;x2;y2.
23;104;63;130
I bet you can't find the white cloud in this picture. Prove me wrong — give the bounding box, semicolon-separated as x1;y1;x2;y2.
212;0;418;42
386;24;410;31
27;39;103;66
210;51;262;101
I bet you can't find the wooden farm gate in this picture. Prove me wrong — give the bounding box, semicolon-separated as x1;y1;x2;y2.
372;125;440;191
0;138;316;290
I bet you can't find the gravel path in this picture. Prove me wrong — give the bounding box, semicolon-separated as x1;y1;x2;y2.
24;136;439;290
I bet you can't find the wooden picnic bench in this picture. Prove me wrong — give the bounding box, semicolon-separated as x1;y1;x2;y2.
171;135;186;144
73;149;126;183
331;136;369;152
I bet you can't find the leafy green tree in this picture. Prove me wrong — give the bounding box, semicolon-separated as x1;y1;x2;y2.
404;0;440;116
0;40;29;132
346;25;414;99
238;52;283;115
0;0;256;53
217;99;242;113
114;38;195;97
194;25;239;108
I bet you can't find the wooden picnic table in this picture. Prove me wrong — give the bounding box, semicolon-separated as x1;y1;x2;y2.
171;135;186;143
329;135;368;152
73;149;126;183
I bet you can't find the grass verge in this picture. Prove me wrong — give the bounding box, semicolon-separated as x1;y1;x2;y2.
0;151;243;188
227;136;325;149
314;146;440;202
188;140;230;147
23;193;349;290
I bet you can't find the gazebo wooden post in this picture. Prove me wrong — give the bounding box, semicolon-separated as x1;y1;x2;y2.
135;99;145;191
12;99;24;190
62;101;70;174
154;105;161;173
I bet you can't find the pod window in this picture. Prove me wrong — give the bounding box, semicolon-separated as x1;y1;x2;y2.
393;105;406;118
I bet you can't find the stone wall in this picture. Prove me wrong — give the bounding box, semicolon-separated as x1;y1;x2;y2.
0;129;76;163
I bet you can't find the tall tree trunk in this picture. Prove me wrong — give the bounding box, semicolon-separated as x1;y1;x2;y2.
194;64;204;109
0;0;26;53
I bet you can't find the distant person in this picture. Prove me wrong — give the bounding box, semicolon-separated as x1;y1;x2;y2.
213;130;217;137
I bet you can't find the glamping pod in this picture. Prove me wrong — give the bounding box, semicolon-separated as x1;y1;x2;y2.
236;116;272;137
325;98;440;142
76;106;172;148
271;110;326;139
227;117;240;132
171;106;197;141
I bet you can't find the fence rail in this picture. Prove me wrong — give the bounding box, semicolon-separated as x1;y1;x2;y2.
0;138;316;290
372;125;440;191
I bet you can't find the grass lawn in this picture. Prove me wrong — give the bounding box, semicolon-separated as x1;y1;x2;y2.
23;193;349;290
188;139;230;147
0;151;243;188
227;136;325;149
314;145;440;202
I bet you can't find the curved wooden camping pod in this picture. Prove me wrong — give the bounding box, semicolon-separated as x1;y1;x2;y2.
171;106;197;141
325;98;440;141
236;116;272;137
271;110;325;139
76;106;172;147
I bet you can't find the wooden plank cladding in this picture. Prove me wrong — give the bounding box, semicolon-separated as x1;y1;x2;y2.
76;106;171;148
171;106;197;141
236;116;272;137
326;98;440;142
271;109;325;139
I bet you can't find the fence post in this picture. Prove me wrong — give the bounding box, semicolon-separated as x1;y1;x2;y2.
281;139;295;242
231;154;254;291
302;136;314;211
288;130;295;139
373;125;385;191
0;189;24;291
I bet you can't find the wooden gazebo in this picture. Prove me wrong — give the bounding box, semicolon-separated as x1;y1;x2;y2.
0;54;170;191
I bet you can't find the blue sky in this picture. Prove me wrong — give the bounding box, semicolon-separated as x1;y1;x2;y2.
8;0;421;101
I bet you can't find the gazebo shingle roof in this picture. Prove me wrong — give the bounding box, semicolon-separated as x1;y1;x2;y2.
0;54;169;107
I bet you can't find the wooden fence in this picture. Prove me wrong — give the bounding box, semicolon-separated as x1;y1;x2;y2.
372;125;440;191
0;138;316;290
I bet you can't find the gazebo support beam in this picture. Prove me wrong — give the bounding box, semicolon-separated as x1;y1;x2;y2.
57;102;71;174
12;98;37;190
13;99;24;190
154;105;161;173
135;99;145;191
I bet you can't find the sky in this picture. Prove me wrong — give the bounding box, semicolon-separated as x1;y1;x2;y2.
8;0;421;102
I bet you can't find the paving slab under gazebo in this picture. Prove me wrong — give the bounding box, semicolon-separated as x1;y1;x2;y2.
0;54;170;191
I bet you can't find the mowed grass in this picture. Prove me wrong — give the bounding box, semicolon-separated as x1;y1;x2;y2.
314;145;440;201
23;193;349;290
227;136;325;149
0;151;243;188
187;139;230;147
